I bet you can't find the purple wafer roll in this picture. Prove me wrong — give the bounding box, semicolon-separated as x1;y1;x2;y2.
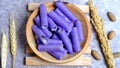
48;49;67;60
48;39;63;45
54;8;74;30
75;20;84;41
57;26;63;32
51;34;59;39
57;26;71;36
38;44;65;52
32;25;48;44
48;17;57;31
37;38;42;45
55;1;77;22
39;4;48;29
70;27;81;52
58;30;73;54
54;8;71;23
41;28;52;38
54;8;65;16
34;16;41;27
48;11;72;33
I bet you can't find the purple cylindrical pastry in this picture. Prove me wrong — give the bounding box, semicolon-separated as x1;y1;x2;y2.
39;4;48;29
32;25;48;44
54;8;74;29
55;1;77;22
57;30;73;54
48;17;57;31
54;8;71;23
34;16;41;27
70;27;81;52
38;44;65;52
57;26;71;36
48;11;72;33
54;8;65;16
37;38;42;45
51;34;59;39
41;28;52;38
57;26;63;32
48;49;67;60
75;20;84;41
48;39;63;45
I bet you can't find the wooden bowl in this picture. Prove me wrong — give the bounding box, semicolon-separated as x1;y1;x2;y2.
26;2;91;63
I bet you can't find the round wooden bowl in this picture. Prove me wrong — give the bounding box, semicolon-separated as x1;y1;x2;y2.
26;2;91;63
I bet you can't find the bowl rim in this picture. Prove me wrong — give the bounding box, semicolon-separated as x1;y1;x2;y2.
26;2;91;63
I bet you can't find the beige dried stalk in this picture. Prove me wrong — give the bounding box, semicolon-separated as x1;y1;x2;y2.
1;33;8;68
89;0;115;68
10;12;17;68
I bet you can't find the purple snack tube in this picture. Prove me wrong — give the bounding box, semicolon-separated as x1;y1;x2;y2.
51;34;59;39
32;25;48;44
39;4;48;29
41;28;52;38
37;38;42;45
58;30;73;54
48;39;63;45
70;27;81;52
54;8;72;24
57;26;71;36
75;20;84;41
55;1;77;22
48;49;67;60
48;17;57;31
38;44;65;52
54;8;65;17
34;16;41;27
54;8;73;29
48;11;72;33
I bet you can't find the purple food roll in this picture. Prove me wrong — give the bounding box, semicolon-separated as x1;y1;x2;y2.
34;16;41;27
75;20;84;41
54;8;71;23
51;34;59;39
38;44;65;52
55;1;77;22
57;26;71;36
37;38;42;45
48;17;57;31
58;30;73;54
70;27;81;52
32;25;48;44
48;11;72;33
39;4;48;29
57;26;63;32
54;8;74;29
41;28;52;38
54;8;65;16
48;39;63;45
48;49;67;60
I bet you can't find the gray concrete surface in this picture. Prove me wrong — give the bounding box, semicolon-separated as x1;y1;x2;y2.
0;0;120;68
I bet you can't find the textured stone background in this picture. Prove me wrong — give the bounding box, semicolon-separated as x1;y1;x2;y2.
0;0;120;68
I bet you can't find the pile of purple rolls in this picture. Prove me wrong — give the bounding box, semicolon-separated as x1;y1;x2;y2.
32;1;84;60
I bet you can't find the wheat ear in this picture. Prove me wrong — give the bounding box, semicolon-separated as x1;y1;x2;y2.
89;0;115;68
1;33;8;68
10;11;17;68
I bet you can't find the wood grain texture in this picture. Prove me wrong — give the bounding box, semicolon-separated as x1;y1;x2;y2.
26;45;33;53
28;3;89;13
26;56;92;66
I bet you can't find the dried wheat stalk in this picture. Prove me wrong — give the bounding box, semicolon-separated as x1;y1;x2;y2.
10;12;17;68
89;0;115;68
1;33;8;68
